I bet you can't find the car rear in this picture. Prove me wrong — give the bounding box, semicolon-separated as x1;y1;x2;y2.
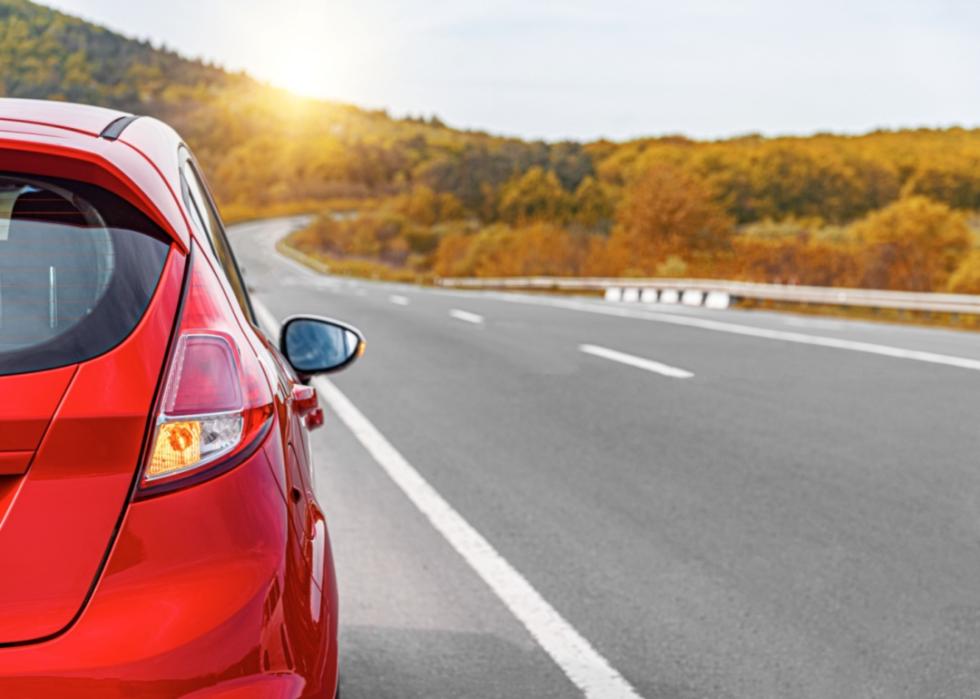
0;103;337;697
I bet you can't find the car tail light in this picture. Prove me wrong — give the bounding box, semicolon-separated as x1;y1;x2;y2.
138;251;273;496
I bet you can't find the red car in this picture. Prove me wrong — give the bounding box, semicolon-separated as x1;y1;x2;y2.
0;99;361;697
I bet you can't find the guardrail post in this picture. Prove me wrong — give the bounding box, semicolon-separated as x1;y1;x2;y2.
705;291;730;309
681;290;703;306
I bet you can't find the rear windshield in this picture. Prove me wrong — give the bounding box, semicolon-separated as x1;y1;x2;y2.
0;174;170;376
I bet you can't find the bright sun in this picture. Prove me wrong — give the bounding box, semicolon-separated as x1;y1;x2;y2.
273;59;326;98
262;35;335;100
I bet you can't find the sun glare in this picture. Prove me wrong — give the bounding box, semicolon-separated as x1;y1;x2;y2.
273;57;327;99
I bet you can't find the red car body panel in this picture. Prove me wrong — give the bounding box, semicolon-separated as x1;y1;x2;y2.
0;251;185;643
0;99;339;697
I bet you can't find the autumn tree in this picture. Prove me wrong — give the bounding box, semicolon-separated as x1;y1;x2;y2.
571;176;613;231
947;250;980;294
602;162;733;274
393;184;465;225
433;223;589;277
731;234;860;286
848;196;970;290
497;167;572;225
432;232;474;277
947;251;980;293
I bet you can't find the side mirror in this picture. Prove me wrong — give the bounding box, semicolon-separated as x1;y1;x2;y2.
280;315;365;375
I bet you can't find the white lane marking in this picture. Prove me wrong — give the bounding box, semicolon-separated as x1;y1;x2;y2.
479;294;980;373
450;309;484;324
389;294;409;306
251;298;642;698
580;344;694;379
313;376;643;699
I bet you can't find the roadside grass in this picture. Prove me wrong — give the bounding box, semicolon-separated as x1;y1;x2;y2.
221;197;381;226
276;236;432;284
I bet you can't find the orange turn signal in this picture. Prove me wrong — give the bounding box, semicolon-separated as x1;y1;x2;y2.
147;420;202;479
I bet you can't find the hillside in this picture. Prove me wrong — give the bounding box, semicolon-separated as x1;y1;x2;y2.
0;0;593;212
3;0;980;293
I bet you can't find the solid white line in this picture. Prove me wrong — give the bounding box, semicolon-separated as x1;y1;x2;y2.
251;297;641;698
580;344;694;379
313;376;642;699
389;294;409;306
480;293;980;373
449;309;484;324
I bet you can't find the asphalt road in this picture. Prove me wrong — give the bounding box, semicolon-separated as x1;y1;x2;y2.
230;217;980;699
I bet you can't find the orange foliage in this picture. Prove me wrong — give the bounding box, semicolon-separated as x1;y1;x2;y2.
948;251;980;293
433;223;591;277
600;163;733;275
847;196;970;290
731;235;859;286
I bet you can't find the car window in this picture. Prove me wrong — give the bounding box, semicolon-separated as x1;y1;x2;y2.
0;174;170;376
180;158;256;324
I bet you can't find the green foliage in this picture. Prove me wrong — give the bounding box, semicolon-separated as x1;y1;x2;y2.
0;0;236;108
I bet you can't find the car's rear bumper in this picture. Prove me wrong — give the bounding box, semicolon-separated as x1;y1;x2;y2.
0;439;338;698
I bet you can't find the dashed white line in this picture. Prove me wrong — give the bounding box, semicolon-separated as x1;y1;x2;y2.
389;294;410;306
480;294;980;373
450;309;484;324
252;297;643;699
580;344;694;379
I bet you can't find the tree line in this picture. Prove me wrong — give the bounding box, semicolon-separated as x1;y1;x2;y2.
4;0;980;292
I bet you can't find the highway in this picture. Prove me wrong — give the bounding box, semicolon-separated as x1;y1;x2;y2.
230;217;980;699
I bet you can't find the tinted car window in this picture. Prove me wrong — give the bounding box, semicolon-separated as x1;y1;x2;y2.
0;174;170;376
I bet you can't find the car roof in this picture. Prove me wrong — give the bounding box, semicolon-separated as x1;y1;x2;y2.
0;98;129;136
0;98;192;251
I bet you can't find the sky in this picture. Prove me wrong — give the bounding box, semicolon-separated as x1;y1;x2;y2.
42;0;980;142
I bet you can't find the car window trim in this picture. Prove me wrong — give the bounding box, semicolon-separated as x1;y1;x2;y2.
177;148;257;326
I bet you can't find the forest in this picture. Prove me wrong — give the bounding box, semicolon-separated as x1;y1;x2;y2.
3;0;980;292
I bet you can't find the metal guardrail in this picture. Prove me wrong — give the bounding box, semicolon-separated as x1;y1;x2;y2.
436;276;980;315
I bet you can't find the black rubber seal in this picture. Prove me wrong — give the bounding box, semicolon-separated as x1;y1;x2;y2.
99;115;141;141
